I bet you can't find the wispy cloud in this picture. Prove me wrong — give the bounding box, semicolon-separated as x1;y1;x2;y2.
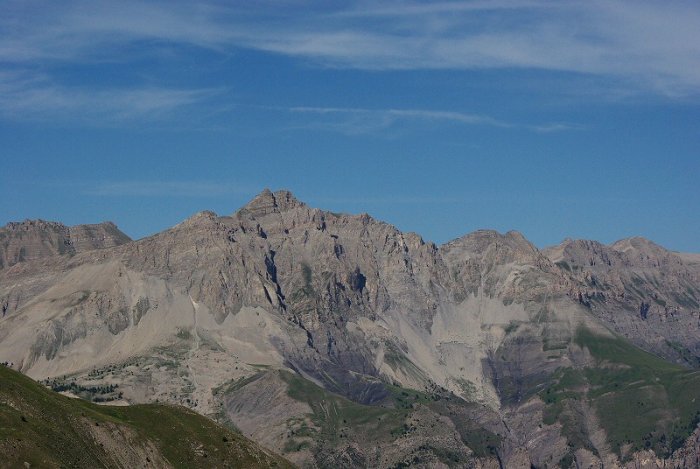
1;0;699;108
86;181;249;197
8;0;693;95
285;106;580;134
0;71;219;124
332;0;555;17
290;107;508;126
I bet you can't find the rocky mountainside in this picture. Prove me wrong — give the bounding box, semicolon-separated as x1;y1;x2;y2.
1;189;699;468
544;237;700;366
0;219;131;269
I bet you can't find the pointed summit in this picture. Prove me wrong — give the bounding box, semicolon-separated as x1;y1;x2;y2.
238;189;306;218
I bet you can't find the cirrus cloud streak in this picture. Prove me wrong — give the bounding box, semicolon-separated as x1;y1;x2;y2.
1;1;698;96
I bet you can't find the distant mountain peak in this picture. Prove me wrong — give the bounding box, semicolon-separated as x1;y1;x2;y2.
182;210;218;224
0;219;131;269
239;188;306;217
611;236;661;253
3;219;68;231
445;229;536;252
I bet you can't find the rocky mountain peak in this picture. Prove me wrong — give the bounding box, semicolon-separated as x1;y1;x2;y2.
611;236;656;251
442;229;541;262
611;236;667;258
180;210;219;227
0;219;131;269
544;238;623;268
3;219;67;231
545;236;683;271
611;236;684;269
238;189;305;218
504;229;538;250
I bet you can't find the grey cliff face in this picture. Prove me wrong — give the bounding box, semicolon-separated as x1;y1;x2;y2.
0;219;131;269
544;237;700;366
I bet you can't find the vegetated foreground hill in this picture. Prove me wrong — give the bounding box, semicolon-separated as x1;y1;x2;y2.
0;364;292;468
1;189;700;468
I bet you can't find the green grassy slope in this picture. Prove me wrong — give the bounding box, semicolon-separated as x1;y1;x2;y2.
541;327;700;462
0;365;293;468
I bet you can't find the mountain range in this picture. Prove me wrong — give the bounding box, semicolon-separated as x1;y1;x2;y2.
1;189;699;468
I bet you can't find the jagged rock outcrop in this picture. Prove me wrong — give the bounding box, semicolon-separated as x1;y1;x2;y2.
544;237;700;365
0;219;131;269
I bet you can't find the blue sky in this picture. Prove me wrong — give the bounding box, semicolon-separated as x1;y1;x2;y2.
1;0;698;251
